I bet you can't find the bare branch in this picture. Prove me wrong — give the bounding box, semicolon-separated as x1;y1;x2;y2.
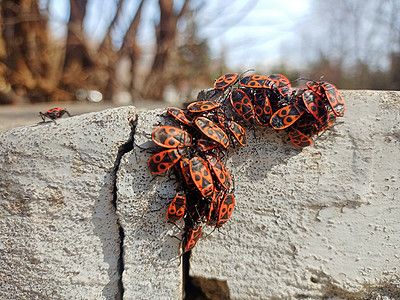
98;0;124;52
178;0;191;19
119;0;146;54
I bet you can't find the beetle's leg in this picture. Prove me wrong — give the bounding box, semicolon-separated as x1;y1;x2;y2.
39;112;46;122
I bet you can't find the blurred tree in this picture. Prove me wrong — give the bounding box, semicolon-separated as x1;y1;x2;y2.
141;0;191;100
97;0;146;101
0;0;54;103
61;0;93;92
295;0;400;89
389;52;400;90
0;0;212;104
169;3;212;100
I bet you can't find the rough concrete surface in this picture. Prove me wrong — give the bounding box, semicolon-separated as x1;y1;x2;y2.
0;100;167;133
116;108;183;300
188;90;400;299
0;107;136;299
0;90;399;300
0;102;114;132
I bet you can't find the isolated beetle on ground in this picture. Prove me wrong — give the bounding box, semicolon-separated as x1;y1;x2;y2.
39;107;72;123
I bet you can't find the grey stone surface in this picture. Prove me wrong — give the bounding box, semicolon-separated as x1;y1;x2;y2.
189;90;400;299
0;107;136;299
1;90;399;300
0;101;167;133
116;109;183;300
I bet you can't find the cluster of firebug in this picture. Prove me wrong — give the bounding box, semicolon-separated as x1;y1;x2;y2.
147;101;240;253
147;71;345;253
227;73;345;147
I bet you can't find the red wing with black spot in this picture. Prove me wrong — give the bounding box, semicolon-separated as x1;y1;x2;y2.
266;74;292;101
189;156;214;197
253;90;273;125
217;193;235;227
148;149;182;174
230;89;255;121
166;193;186;223
183;226;202;252
167;107;192;126
187;101;220;113
270;103;305;129
216;107;227;129
228;120;247;146
45;108;65;117
289;129;312;148
195;116;229;148
321;83;345;117
196;139;218;152
206;155;232;191
302;90;328;124
214;73;239;90
239;75;273;89
151;126;192;148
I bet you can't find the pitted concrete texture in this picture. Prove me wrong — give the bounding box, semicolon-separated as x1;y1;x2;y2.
189;90;400;299
0;91;399;300
116;108;183;299
0;107;136;299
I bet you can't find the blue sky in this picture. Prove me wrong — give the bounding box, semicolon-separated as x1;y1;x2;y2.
196;1;310;68
46;0;310;69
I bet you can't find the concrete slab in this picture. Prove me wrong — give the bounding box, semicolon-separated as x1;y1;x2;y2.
116;109;183;299
1;90;399;300
0;107;136;299
188;90;400;299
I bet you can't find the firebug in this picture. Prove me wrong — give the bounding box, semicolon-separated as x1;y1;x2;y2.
239;74;273;89
187;101;220;113
194;116;229;148
216;193;235;227
189;156;214;197
301;90;328;125
214;73;239;91
167;107;192;126
227;120;247;146
183;226;202;252
266;74;292;102
270;102;306;129
306;81;345;117
148;148;182;175
252;90;273;125
166;193;186;223
230;88;256;121
289;129;312;148
39;108;71;123
206;155;232;191
151;126;192;148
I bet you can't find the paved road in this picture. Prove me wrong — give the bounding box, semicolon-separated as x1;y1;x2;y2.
0;101;167;132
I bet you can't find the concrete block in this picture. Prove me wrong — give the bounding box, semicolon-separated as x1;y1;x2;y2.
1;90;399;300
116;109;183;299
188;90;400;299
0;107;136;299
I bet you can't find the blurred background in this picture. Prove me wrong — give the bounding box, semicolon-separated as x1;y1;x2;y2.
0;0;399;110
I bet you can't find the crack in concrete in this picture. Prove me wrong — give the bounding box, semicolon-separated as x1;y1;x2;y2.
112;115;138;300
184;249;231;300
183;249;231;299
183;250;191;299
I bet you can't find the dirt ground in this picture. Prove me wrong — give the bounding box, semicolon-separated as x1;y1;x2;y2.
0;101;167;132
